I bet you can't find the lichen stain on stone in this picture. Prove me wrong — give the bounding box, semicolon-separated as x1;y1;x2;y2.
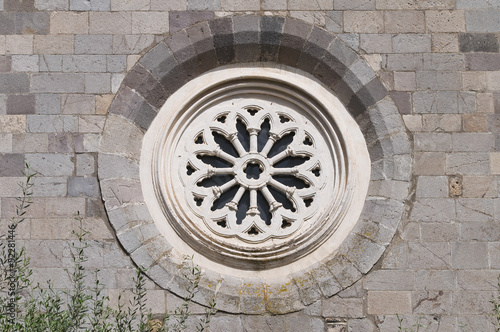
278;282;291;293
294;277;306;287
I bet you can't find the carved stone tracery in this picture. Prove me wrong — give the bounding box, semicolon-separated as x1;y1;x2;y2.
181;96;332;243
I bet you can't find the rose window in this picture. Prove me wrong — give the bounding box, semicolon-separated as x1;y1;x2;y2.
181;98;333;243
142;66;370;272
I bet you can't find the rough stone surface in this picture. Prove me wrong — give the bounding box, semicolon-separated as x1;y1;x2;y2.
0;2;495;327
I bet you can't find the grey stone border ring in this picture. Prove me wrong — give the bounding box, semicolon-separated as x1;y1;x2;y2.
97;15;411;314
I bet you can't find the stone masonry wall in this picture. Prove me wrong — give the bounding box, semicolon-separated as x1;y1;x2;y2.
0;0;499;331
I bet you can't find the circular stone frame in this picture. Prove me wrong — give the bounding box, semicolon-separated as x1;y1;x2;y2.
141;65;371;274
97;15;412;314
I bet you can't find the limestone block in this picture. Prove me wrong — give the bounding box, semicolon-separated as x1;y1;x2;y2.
62;55;106;72
393;71;415;91
26;115;78;133
32;73;84;93
98;154;139;179
382;243;407;270
11;55;38;72
325;11;342;33
0;73;29;93
50;11;88;34
367;291;411;315
242;313;325;331
423;53;465;71
95;94;113;115
467;53;500;71
462;176;497;197
393;34;431;53
75;154;94;176
151;0;186;10
0;177;24;197
453;291;497;314
421;114;461;132
170;10;214;33
34;35;73;54
89;12;131;34
30;218;75;239
408;242;451;269
376;0;454;9
32;177;67;197
347;319;377;332
402;114;422;131
410;198;455;222
111;0;150;10
385;54;423;71
75;35;113;55
476;93;494;113
452;133;493;152
187;0;220;10
84;73;111;94
0;133;12;153
107;55;125;73
416;71;461;91
415;270;456;290
384;10;425;33
458;0;500;8
432;33;459;52
68;176;99;197
447;152;490;175
220;0;260;11
112;34;155;54
25;153;74;176
4;0;34;10
465;9;500;33
289;0;333;10
416;176;449;198
460;33;499;53
132;12;170;34
412;291;452;315
61;94;95;115
360;33;392;53
70;0;110;11
322;297;364;318
364;270;415;291
103;242;132;268
7;94;35;115
487;71;500;90
39;55;63;72
426;10;466;32
421;223;460;242
265;280;304;314
1;197;45;219
99;115;143;159
310;264;342;298
15;12;49;34
12;133;48;153
456;198;494;222
452;242;489;269
35;0;68;10
100;178;143;208
344;11;383;33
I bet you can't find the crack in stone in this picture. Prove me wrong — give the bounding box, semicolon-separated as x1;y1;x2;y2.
413;290;442;310
457;200;493;218
418;243;450;267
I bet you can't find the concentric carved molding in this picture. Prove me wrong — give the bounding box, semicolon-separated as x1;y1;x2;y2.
97;15;412;314
143;67;370;272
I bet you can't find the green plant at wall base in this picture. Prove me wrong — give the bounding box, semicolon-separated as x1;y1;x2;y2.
492;275;500;332
0;165;217;331
396;314;425;332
